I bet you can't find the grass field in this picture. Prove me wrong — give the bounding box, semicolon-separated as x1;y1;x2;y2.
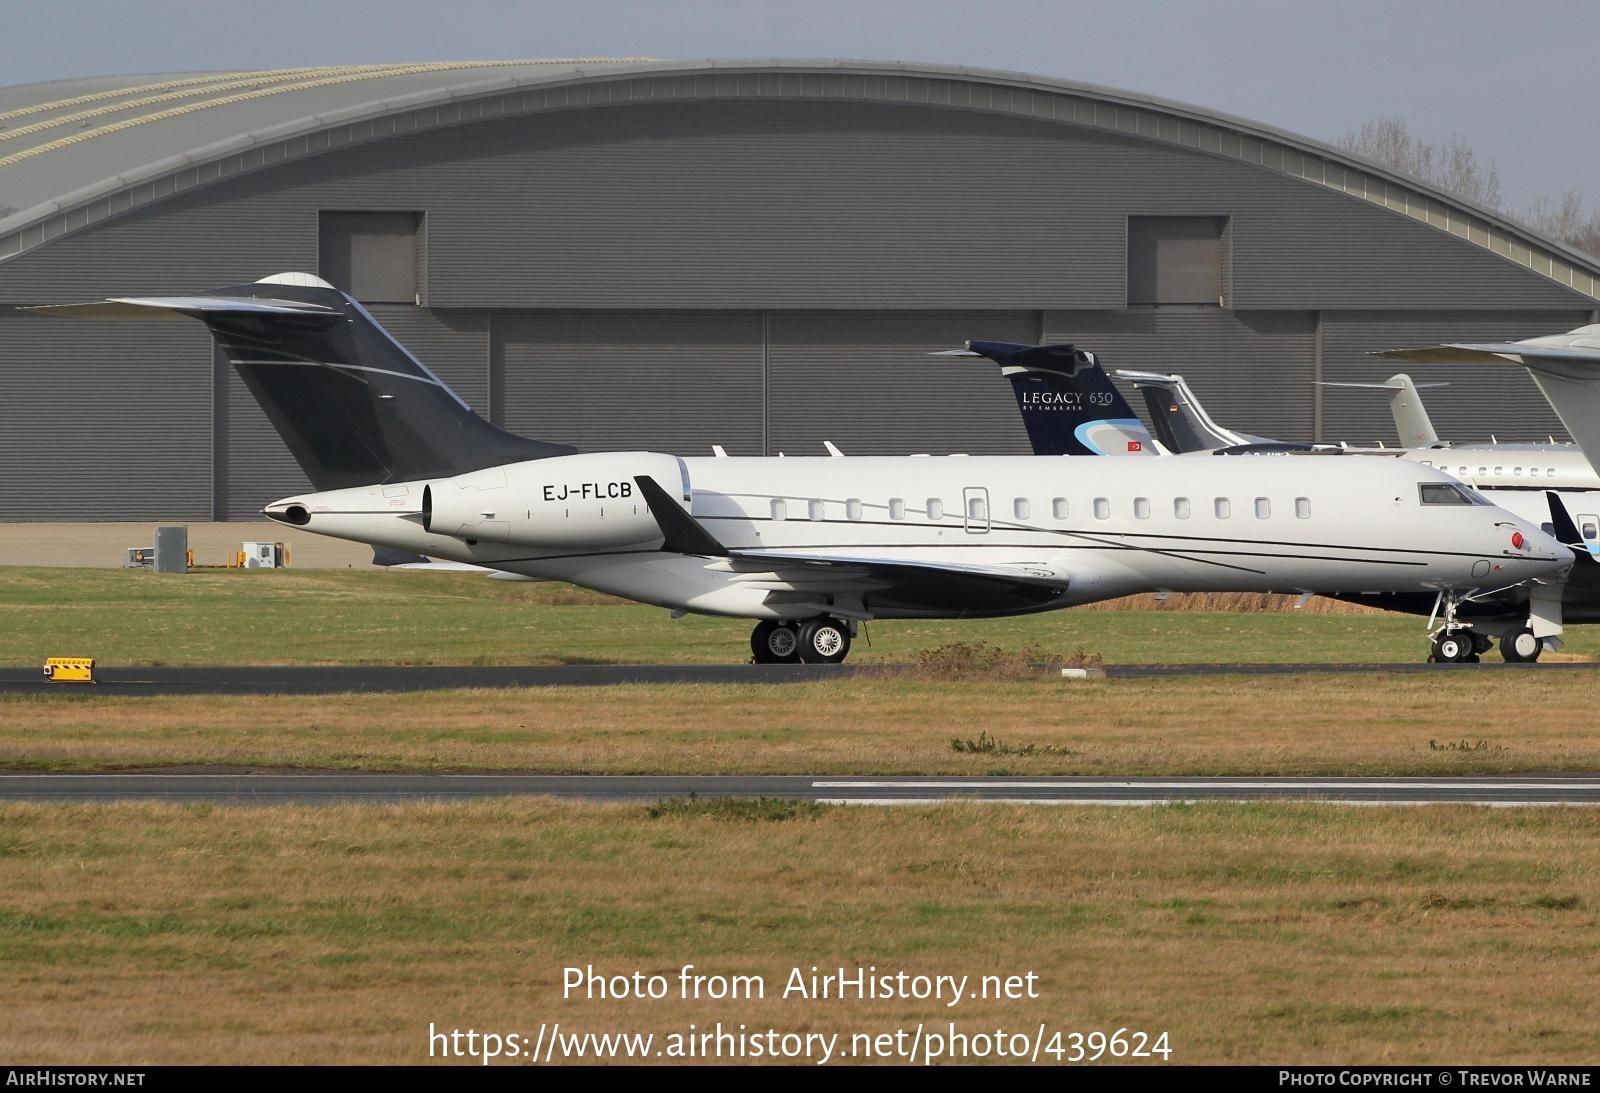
5;673;1600;775
5;566;1598;1066
6;566;1598;667
4;567;1600;777
2;800;1595;1065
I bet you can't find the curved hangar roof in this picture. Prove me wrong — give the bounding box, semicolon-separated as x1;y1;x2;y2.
3;57;1598;300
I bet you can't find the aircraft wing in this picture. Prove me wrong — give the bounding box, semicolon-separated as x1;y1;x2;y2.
633;473;1069;614
715;550;1071;615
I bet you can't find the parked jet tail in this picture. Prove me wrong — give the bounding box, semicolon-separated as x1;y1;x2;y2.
1376;327;1600;474
27;273;574;490
938;341;1159;456
1320;374;1446;448
1113;370;1275;453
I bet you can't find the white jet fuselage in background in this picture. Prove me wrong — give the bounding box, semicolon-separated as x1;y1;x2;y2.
267;451;1567;621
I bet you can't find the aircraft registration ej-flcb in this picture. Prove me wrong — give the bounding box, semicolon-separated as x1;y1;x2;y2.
28;274;1571;665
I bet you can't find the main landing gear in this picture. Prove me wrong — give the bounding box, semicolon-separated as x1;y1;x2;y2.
1426;590;1546;664
750;618;853;664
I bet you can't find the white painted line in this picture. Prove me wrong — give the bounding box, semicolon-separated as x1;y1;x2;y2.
817;798;1595;808
812;780;1600;791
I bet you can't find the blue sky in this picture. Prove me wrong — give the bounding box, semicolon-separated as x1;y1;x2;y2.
5;0;1594;210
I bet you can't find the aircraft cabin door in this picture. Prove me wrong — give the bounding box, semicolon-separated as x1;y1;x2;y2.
963;487;990;534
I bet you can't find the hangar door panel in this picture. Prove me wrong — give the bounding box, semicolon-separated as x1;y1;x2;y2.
0;312;211;520
766;312;1038;457
1044;310;1316;444
495;312;764;456
223;306;489;519
1319;311;1588;446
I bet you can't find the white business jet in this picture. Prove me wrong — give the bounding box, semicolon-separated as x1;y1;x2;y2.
30;275;1569;665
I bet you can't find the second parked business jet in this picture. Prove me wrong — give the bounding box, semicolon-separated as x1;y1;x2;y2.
30;276;1570;665
961;340;1595;660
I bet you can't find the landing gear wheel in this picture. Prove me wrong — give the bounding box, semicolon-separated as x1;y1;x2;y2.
1501;627;1544;663
1431;630;1476;664
797;617;852;664
750;621;801;664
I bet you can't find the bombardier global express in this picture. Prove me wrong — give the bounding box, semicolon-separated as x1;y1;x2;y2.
31;275;1570;665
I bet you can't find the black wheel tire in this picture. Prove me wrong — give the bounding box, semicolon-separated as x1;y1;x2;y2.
797;618;851;664
1501;627;1543;663
1433;632;1473;663
750;621;800;664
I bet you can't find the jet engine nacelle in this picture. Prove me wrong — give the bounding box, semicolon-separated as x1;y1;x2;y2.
422;451;687;549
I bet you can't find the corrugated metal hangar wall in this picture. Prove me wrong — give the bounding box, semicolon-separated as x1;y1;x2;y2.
1;94;1594;519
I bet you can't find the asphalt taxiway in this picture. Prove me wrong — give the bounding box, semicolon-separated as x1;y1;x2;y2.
2;660;1596;695
2;774;1596;806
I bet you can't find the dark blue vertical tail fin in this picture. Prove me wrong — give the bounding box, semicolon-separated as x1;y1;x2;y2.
958;341;1159;456
31;272;574;490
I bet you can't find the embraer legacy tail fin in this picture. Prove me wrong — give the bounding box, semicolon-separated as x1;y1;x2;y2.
28;272;574;490
940;341;1159;456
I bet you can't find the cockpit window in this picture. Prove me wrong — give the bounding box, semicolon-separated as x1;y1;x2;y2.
1419;482;1483;506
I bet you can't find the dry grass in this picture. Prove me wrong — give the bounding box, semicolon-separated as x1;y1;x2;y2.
4;673;1600;775
0;800;1595;1065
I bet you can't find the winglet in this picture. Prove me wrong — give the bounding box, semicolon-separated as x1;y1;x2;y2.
634;475;728;557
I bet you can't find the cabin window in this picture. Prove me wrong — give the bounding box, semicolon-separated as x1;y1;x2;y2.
808;500;826;521
1254;497;1271;520
846;498;863;521
968;495;988;522
1419;483;1474;505
1295;497;1311;519
927;499;944;521
1093;497;1111;520
1514;466;1523;477
1214;497;1231;519
1493;465;1504;476
1478;467;1488;477
1174;497;1192;519
1133;497;1151;520
1014;498;1030;521
770;499;788;521
1548;467;1558;477
1458;467;1468;477
1052;497;1069;520
1583;520;1599;541
889;497;906;521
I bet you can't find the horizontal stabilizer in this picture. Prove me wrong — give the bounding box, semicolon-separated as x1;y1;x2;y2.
26;296;338;321
634;475;728;557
